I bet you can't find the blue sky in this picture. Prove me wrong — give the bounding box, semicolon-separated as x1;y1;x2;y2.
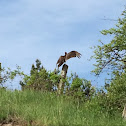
0;0;125;89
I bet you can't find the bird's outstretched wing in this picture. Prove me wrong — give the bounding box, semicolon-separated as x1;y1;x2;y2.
65;51;81;60
56;56;66;67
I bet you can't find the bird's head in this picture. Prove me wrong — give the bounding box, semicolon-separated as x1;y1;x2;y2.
65;52;67;56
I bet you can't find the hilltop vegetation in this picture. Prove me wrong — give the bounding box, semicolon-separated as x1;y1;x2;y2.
0;8;126;126
0;89;125;126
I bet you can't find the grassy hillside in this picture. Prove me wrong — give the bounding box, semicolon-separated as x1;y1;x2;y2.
0;89;125;126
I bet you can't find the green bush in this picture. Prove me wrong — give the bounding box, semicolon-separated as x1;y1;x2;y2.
20;59;61;92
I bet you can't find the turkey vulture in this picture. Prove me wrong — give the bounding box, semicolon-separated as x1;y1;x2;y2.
56;51;81;67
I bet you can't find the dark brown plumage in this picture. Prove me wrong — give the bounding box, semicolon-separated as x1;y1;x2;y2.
56;51;81;67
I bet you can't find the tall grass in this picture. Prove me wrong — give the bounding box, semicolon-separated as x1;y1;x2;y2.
0;89;125;126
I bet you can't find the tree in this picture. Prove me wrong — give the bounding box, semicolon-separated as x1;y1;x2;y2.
92;9;126;75
65;72;95;101
20;59;61;92
0;63;24;88
91;8;126;112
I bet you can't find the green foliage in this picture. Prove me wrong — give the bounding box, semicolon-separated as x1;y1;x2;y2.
20;59;95;101
1;9;126;125
105;71;126;111
92;9;126;75
20;59;61;92
89;70;126;114
0;89;125;126
0;64;24;87
89;8;126;113
69;77;95;100
49;70;61;87
71;77;83;89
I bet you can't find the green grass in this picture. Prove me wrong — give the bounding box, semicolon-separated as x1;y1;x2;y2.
0;88;125;126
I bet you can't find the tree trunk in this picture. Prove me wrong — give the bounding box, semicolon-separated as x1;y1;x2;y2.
58;64;68;95
122;105;126;119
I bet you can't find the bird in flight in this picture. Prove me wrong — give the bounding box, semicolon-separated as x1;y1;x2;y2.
56;51;82;67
